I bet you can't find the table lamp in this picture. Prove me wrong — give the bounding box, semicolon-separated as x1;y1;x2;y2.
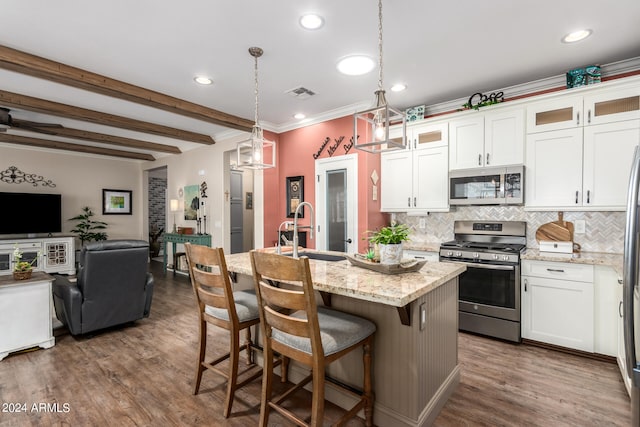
170;199;179;233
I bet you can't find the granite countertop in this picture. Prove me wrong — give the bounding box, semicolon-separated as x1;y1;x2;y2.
522;248;623;277
224;250;466;308
403;242;442;252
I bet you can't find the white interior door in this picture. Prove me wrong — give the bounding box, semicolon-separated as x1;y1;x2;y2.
315;154;358;253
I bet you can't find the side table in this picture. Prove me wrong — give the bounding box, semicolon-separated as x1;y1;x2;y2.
162;233;212;274
0;272;55;361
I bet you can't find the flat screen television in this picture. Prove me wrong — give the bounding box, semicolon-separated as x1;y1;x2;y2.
0;192;62;235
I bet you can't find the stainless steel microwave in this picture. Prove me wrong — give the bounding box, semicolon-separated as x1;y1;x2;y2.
449;165;524;205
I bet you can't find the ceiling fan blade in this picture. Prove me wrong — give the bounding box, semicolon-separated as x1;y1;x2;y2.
13;119;63;128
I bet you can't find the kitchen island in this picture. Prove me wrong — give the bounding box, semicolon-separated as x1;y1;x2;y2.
224;251;465;427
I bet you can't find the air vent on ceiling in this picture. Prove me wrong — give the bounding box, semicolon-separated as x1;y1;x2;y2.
285;86;316;100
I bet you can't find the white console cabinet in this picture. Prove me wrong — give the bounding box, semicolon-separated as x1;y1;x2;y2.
0;236;75;276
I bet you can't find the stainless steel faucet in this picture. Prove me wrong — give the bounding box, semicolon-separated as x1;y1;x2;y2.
293;202;314;258
276;220;293;255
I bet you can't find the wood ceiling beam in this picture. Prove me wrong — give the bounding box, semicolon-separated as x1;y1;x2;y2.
0;90;214;145
0;45;254;132
12;119;182;154
0;133;155;161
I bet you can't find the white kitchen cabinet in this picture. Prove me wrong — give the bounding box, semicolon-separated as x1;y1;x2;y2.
526;96;583;133
583;120;640;208
449;108;524;170
584;87;640;126
617;273;632;396
381;122;449;212
526;120;640;209
521;260;594;352
404;250;439;262
594;266;619;357
525;128;583;207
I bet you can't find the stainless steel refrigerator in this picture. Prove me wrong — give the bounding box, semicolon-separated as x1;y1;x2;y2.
624;145;640;425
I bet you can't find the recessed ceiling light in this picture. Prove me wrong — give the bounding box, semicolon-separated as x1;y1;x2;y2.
293;113;306;120
562;29;592;43
390;83;407;92
336;55;376;76
194;76;213;85
300;14;324;30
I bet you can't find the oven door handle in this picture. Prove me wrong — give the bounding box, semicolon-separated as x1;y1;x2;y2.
444;260;516;271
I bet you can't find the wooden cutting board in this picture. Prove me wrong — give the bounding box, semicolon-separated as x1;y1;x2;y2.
535;212;572;242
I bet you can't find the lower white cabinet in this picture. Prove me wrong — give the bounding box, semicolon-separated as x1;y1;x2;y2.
404;250;439;262
594;266;619;357
521;260;594;352
616;273;632;396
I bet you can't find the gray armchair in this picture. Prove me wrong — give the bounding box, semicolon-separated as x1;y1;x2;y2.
53;240;154;335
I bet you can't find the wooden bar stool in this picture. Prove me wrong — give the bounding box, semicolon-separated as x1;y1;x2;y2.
184;243;279;418
250;250;376;427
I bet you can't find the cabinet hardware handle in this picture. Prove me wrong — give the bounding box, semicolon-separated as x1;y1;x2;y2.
407;197;411;207
575;190;579;204
414;197;417;207
414;139;417;150
414;256;425;259
577;111;580;125
524;279;527;292
618;279;624;285
619;301;624;318
478;154;482;166
546;268;565;273
486;153;490;165
588;110;591;124
587;190;590;204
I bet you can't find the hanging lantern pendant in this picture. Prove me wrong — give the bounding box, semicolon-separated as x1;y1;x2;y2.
236;46;276;169
353;0;407;153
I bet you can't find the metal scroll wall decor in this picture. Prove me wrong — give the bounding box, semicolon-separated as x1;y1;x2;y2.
0;165;56;187
312;135;357;159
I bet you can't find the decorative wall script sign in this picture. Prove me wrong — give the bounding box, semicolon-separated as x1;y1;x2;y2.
313;137;331;159
464;91;504;111
0;165;56;187
327;136;344;157
344;136;356;154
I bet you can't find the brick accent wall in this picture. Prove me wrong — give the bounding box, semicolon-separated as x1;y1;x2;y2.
148;176;167;243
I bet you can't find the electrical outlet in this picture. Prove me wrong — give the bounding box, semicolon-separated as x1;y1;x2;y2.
419;218;426;229
574;219;586;234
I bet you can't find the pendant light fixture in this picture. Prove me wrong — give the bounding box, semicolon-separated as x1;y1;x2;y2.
236;47;276;169
354;0;406;153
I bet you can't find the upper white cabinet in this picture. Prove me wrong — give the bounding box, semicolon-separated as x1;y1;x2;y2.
526;82;640;210
527;87;640;133
449;108;524;170
381;122;449;212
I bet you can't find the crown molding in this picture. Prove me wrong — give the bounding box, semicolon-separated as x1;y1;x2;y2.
425;56;640;116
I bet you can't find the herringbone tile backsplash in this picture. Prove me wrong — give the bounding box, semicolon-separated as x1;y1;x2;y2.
396;207;625;254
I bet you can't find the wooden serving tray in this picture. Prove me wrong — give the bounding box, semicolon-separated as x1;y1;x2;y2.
346;254;427;275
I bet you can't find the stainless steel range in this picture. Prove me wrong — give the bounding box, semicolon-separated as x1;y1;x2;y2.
439;220;526;342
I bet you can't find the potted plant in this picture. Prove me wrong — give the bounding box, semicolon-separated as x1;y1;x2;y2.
12;246;40;280
367;222;410;265
149;224;164;258
69;206;108;248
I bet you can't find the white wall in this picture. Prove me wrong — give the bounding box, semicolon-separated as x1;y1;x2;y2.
0;144;144;243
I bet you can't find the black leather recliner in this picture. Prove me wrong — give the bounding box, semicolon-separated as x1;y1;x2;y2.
53;239;154;335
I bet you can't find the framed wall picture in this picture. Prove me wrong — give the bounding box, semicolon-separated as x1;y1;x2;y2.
286;176;304;218
102;189;132;215
183;184;199;220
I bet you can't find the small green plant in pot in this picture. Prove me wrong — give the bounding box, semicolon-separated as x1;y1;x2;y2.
367;223;410;265
69;206;108;247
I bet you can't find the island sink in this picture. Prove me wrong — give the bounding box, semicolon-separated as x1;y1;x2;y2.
283;251;346;262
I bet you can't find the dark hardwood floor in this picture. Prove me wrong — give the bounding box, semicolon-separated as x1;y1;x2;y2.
0;261;631;426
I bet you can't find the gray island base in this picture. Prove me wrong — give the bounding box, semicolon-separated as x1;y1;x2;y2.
225;250;465;427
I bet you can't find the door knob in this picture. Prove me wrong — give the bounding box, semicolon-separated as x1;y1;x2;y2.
344;238;353;244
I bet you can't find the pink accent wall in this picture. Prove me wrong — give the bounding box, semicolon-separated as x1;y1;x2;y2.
263;116;388;253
